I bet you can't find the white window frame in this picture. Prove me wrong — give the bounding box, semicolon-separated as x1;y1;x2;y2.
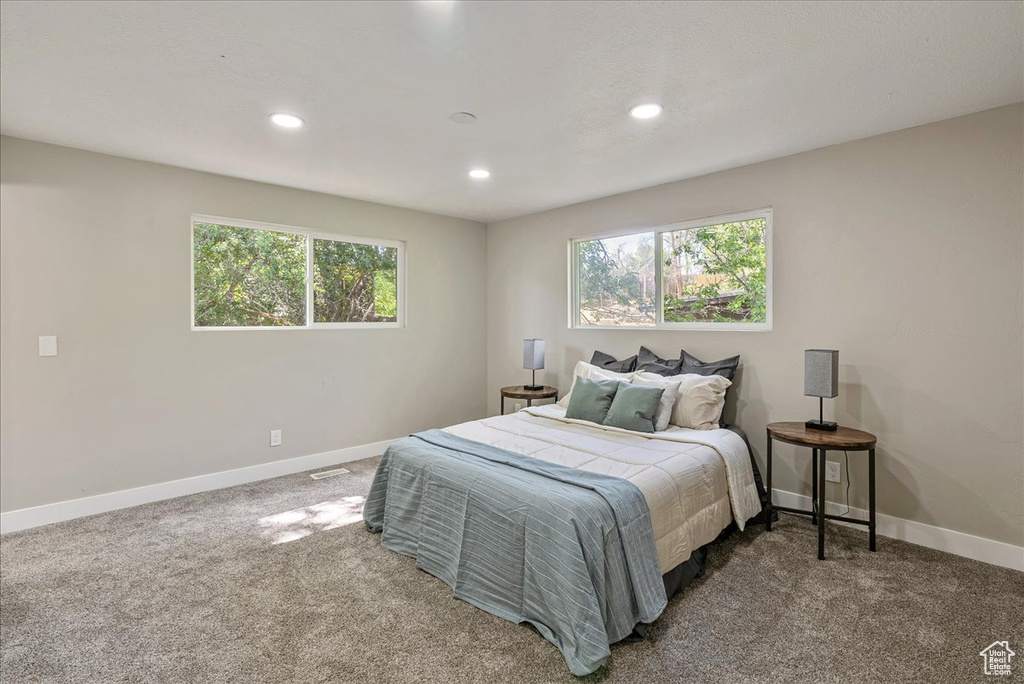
190;214;406;331
568;207;772;332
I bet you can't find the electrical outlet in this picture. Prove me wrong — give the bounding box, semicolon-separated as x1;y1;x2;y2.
513;400;525;412
825;461;841;483
270;429;282;447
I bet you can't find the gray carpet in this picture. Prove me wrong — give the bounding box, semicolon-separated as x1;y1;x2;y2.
1;456;1021;684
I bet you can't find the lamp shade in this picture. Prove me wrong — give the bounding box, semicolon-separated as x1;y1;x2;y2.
523;338;545;370
804;349;839;398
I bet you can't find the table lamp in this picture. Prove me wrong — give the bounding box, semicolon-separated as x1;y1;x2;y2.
804;349;838;431
523;338;545;390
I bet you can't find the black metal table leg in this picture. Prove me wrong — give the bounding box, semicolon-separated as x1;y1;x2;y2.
500;393;505;415
765;432;773;531
869;448;876;551
811;448;818;524
818;447;827;560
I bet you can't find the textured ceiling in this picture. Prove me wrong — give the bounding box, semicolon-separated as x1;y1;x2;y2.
1;1;1021;223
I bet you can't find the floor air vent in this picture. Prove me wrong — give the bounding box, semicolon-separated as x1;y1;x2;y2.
310;467;350;480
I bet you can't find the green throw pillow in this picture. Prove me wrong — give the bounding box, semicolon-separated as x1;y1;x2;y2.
565;376;620;424
603;383;665;433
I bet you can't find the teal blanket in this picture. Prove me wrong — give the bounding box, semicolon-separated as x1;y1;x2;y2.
363;429;668;676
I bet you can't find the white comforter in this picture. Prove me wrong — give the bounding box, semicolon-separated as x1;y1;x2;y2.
443;405;761;574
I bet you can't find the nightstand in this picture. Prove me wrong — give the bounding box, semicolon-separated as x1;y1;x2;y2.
765;421;878;560
500;385;558;415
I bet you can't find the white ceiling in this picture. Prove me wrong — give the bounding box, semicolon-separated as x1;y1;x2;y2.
2;1;1021;223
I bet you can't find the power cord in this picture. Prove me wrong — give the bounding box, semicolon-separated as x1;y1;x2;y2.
813;451;853;519
838;450;851;517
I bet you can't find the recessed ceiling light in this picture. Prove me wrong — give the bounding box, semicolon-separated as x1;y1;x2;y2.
270;113;304;129
629;103;663;120
468;169;490;179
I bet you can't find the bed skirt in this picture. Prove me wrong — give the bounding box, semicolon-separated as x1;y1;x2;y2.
663;544;709;598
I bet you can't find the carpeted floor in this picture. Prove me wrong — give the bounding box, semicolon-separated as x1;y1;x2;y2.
1;456;1021;684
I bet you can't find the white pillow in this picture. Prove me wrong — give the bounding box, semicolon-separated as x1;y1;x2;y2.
634;371;731;430
557;361;634;408
630;375;681;431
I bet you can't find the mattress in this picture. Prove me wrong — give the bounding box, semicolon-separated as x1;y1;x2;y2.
443;404;761;574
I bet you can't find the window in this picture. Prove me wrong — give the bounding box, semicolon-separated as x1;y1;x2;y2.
576;231;657;327
571;208;771;330
191;215;404;329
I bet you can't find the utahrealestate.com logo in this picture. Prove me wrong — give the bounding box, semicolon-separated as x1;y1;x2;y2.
980;641;1015;676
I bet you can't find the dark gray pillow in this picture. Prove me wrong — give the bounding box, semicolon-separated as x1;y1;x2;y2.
603;383;664;433
679;349;740;380
590;350;638;373
636;346;682;376
565;377;620;424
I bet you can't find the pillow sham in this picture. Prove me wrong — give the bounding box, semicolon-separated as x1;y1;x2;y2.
565;377;620;424
557;361;634;408
590;350;638;373
635;346;682;376
602;383;664;433
630;374;682;431
679;349;740;380
635;371;731;430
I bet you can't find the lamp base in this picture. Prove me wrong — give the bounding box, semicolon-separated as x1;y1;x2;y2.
524;384;544;391
805;419;838;431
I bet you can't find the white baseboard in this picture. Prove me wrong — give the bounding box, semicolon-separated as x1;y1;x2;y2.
772;489;1024;572
0;438;399;534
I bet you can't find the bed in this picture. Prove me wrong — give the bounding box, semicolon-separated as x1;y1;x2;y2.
363;402;766;676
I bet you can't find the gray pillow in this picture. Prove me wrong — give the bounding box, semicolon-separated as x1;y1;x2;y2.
679;349;740;380
636;346;682;376
565;376;620;424
603;383;665;433
590;350;638;373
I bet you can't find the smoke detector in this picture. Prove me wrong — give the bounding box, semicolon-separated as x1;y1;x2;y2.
448;112;477;124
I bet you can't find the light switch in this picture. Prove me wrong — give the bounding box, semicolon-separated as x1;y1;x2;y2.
38;336;58;357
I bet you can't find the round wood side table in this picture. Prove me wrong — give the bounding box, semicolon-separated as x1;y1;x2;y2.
765;421;878;560
500;385;558;415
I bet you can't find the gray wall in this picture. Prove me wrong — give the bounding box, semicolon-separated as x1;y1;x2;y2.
0;136;488;512
486;104;1024;547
